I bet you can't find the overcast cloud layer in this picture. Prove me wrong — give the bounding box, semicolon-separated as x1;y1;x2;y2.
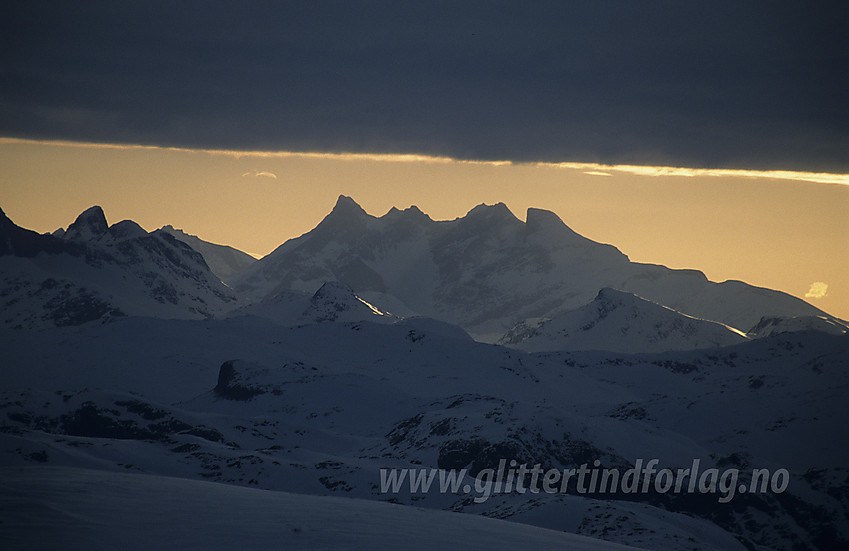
2;1;847;172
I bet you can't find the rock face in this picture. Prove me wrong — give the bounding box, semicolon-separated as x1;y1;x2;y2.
214;360;270;401
232;195;833;340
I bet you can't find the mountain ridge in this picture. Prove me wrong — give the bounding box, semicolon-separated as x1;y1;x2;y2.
232;195;834;340
0;206;238;329
3;197;841;342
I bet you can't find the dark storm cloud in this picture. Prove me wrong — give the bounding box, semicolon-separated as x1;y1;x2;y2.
2;1;847;171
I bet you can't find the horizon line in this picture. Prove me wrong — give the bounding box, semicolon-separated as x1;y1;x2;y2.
2;136;848;187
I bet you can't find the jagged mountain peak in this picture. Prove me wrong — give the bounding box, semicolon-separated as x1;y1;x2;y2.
306;195;373;240
331;195;369;217
65;205;109;241
381;204;431;222
232;196;833;338
160;224;182;234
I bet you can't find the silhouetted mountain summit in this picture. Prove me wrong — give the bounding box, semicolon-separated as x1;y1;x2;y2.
65;205;108;241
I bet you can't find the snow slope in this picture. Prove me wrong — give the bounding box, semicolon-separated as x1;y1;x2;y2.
500;288;748;353
0;466;645;551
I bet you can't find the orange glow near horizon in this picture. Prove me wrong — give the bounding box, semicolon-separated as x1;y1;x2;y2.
1;137;847;320
2;137;848;186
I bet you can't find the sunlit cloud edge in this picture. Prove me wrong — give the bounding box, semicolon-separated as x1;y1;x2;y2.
241;170;277;179
3;137;847;186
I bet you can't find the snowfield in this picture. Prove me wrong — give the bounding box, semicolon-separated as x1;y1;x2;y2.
0;466;645;551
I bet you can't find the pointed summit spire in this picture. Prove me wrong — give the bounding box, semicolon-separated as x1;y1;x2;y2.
65;206;108;241
331;195;368;217
308;195;372;241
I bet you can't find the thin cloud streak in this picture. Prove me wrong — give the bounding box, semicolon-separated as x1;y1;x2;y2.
242;171;277;179
3;137;848;187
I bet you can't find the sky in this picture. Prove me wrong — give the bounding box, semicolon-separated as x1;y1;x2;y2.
1;4;847;319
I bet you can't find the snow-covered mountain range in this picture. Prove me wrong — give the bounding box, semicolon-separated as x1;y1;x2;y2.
3;198;843;343
1;206;237;329
232;195;838;341
1;196;847;550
